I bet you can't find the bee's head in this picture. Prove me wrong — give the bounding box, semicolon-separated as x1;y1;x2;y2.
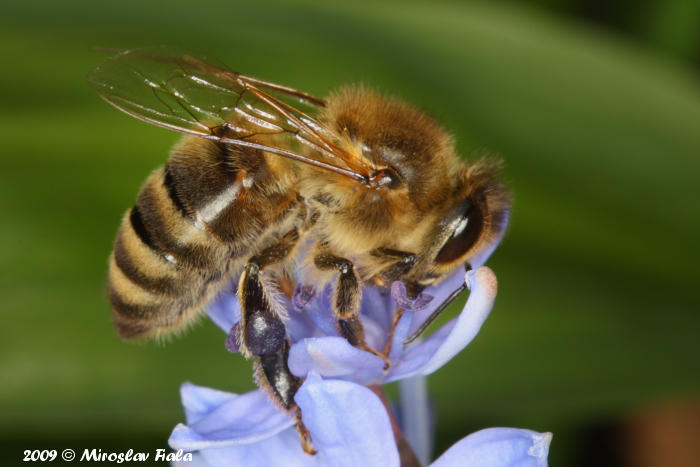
417;159;510;287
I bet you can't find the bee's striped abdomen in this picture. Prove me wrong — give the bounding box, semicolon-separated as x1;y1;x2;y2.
108;168;231;338
108;137;298;339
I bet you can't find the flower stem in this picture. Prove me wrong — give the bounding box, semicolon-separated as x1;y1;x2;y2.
399;375;431;466
369;385;421;467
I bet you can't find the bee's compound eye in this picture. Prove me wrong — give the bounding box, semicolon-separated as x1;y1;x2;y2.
435;202;483;264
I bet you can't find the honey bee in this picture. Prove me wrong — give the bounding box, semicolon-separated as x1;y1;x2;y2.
89;47;510;453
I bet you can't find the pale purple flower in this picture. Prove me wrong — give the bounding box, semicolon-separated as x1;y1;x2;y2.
169;374;551;467
209;267;498;386
169;266;552;465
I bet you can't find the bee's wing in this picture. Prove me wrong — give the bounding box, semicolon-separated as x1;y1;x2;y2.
88;47;371;182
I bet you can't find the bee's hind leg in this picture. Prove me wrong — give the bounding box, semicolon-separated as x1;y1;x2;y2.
238;228;299;358
238;227;317;454
253;341;316;455
238;228;302;408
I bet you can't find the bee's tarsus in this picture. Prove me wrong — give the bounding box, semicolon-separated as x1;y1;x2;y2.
295;410;317;455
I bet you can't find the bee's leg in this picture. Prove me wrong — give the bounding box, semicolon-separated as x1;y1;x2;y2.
239;228;318;454
253;340;301;409
253;341;315;455
370;247;418;283
313;253;363;338
294;409;317;455
383;307;405;357
369;248;419;356
313;252;389;367
238;228;299;357
238;229;302;407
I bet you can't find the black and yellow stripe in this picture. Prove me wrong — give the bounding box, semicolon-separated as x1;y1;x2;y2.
108;168;228;338
107;136;298;339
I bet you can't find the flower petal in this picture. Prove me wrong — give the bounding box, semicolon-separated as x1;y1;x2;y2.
178;382;238;424
289;337;385;384
194;427;321;467
169;383;294;451
302;286;340;337
387;267;497;381
295;373;400;467
430;428;551;467
358;286;395;334
170;451;210;467
286;311;323;344
206;289;241;333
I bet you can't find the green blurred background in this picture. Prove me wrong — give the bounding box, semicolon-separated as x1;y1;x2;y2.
2;0;699;465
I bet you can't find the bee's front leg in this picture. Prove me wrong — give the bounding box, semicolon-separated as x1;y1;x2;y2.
313;252;364;343
313;252;393;368
369;247;420;356
370;247;418;284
